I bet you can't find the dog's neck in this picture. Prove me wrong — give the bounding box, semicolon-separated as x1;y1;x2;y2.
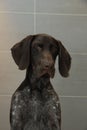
26;67;50;91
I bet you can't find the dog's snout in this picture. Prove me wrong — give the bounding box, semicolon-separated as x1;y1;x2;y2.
42;55;54;69
42;52;54;69
43;61;52;69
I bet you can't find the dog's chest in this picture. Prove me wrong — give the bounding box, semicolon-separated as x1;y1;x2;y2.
27;91;43;121
23;89;48;120
12;87;61;130
22;87;60;121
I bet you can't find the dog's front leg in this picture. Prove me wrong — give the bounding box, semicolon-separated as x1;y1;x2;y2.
10;92;25;130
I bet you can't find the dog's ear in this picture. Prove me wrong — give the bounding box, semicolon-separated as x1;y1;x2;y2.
57;40;71;77
11;35;34;70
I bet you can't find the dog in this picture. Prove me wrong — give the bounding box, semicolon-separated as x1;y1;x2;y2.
10;34;71;130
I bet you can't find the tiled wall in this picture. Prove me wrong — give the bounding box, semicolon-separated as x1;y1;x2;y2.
0;0;87;130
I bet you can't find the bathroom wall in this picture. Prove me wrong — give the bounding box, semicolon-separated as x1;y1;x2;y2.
0;0;87;130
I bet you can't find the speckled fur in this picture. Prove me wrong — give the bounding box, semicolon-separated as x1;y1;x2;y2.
10;79;61;130
10;34;71;130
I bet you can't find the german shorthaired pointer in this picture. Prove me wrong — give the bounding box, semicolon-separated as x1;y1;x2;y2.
10;34;71;130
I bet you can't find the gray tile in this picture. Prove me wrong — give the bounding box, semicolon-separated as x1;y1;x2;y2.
0;13;34;50
0;95;11;130
51;54;87;96
0;0;34;12
0;52;25;94
60;97;87;130
36;0;87;14
36;14;87;53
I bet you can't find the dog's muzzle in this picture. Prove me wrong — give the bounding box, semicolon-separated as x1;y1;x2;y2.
41;62;55;78
43;67;55;78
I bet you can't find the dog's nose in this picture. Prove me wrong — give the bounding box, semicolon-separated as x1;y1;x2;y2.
42;52;54;69
43;61;53;69
44;63;50;69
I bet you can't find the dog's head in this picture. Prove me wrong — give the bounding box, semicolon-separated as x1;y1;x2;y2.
11;34;71;78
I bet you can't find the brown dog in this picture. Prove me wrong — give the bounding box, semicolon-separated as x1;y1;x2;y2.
10;34;71;130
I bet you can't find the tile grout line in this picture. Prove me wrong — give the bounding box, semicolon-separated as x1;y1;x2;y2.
34;0;36;34
60;96;87;98
70;52;87;55
35;12;87;16
0;11;87;17
0;94;12;97
0;11;34;15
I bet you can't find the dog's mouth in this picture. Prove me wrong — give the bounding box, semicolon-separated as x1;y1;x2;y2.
32;65;55;79
40;67;55;78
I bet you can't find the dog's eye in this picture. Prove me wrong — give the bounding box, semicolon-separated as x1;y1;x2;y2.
37;44;43;49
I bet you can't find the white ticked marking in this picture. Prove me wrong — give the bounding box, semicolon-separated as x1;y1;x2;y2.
15;96;19;102
27;89;30;92
14;106;17;109
53;106;56;110
56;103;59;107
18;105;21;108
12;111;15;116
